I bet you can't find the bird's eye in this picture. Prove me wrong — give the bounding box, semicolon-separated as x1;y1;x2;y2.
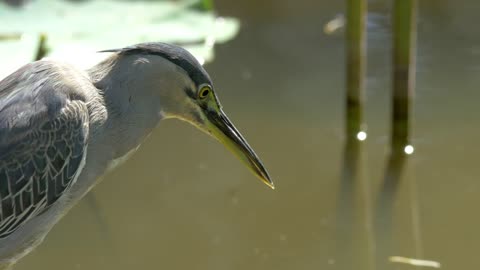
198;86;211;99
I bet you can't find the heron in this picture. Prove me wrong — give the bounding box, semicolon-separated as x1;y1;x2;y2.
0;42;273;269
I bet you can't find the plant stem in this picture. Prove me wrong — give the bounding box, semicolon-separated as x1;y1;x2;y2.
392;0;417;153
346;0;367;138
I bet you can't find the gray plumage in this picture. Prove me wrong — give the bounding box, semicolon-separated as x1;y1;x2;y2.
0;42;272;269
0;63;90;239
0;42;209;268
99;42;212;87
0;60;104;269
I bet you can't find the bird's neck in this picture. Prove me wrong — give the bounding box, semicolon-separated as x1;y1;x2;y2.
87;55;163;160
88;55;124;104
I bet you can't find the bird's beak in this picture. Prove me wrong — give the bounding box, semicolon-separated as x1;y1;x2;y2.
205;109;274;189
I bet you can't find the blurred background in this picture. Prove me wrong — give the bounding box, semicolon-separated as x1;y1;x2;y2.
2;0;480;269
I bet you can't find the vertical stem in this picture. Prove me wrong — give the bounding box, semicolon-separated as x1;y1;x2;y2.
391;0;423;261
392;0;417;153
343;2;373;268
192;0;215;11
202;0;214;11
34;33;49;61
346;0;367;138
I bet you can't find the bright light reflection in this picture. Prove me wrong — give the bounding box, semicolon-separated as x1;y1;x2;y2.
197;56;206;66
404;145;414;155
356;131;367;141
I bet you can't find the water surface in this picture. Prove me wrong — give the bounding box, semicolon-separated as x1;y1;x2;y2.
15;0;480;269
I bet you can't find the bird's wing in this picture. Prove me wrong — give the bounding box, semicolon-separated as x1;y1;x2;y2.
0;61;90;238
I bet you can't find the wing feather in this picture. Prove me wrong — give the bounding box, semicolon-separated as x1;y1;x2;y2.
0;61;90;238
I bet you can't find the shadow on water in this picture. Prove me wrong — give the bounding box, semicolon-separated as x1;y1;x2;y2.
338;0;421;268
335;136;375;270
337;128;420;270
375;150;405;270
374;152;423;269
338;126;420;270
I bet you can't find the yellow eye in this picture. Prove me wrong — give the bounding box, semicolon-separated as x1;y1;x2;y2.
198;86;211;99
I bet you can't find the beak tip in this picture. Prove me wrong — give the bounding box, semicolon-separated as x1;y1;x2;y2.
263;177;275;190
210;110;274;190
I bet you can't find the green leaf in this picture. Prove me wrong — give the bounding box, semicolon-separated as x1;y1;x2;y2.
0;0;239;78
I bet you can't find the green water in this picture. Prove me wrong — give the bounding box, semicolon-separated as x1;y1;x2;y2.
11;0;480;269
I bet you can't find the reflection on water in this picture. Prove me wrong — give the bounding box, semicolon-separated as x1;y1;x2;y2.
12;0;480;269
335;137;374;270
375;150;406;270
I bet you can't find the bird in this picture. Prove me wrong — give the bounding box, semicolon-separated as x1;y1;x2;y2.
0;42;273;269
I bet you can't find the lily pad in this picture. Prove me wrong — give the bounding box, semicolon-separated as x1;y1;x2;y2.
0;0;240;78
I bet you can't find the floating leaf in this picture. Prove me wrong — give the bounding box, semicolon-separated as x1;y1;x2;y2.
0;0;240;78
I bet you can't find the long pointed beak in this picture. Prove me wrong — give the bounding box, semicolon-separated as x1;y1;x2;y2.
205;109;274;189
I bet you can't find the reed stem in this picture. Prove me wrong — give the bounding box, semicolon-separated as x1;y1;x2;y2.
345;0;367;138
392;0;417;153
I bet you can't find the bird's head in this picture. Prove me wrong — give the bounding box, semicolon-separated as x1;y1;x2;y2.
98;42;273;189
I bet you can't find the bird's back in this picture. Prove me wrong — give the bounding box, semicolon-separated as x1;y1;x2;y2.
0;61;95;239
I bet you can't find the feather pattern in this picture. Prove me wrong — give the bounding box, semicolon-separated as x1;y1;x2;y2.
0;62;90;238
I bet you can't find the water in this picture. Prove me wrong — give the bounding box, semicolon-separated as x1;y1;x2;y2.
14;0;480;269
